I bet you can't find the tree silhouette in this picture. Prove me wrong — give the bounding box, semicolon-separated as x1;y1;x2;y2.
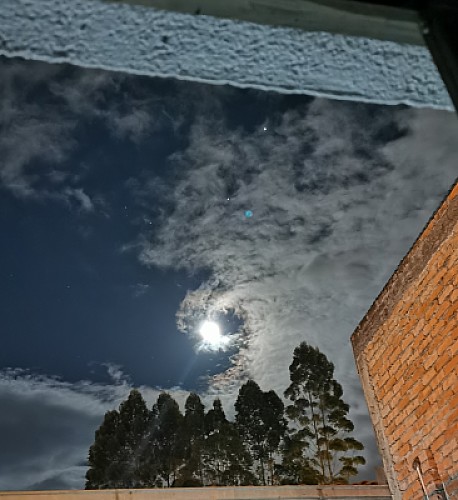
235;380;286;484
86;410;121;489
177;392;206;486
201;399;254;486
86;389;150;489
86;346;366;489
151;392;184;487
284;342;365;484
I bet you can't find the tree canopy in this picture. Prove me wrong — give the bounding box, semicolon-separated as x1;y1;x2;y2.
235;380;286;485
284;342;365;484
86;342;365;489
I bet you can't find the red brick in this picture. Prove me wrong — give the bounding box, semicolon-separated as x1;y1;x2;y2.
428;264;448;284
442;356;458;377
351;185;458;497
438;284;454;304
434;300;451;320
420;368;436;386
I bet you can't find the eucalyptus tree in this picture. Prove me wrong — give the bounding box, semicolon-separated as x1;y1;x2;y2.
279;432;319;485
148;392;185;488
284;342;365;484
86;410;122;489
86;389;150;489
235;380;287;485
177;392;206;486
202;398;255;486
117;389;150;486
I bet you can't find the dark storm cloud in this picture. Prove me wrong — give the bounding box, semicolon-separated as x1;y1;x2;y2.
139;100;458;477
0;368;189;490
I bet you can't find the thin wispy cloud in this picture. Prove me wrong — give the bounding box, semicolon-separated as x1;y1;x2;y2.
130;283;151;298
139;100;458;476
0;58;157;206
0;368;190;490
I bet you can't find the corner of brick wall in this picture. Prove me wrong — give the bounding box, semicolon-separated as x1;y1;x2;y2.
351;181;458;500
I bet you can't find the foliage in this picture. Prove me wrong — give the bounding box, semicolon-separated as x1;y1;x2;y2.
235;380;286;485
202;399;255;486
284;342;365;484
86;410;122;489
86;343;365;489
176;392;206;486
86;389;150;489
150;392;184;487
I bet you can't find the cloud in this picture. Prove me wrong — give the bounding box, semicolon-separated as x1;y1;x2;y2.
130;283;150;298
139;99;458;478
0;57;157;207
0;369;120;490
0;368;190;490
65;188;95;212
109;108;153;143
0;59;94;202
102;362;131;385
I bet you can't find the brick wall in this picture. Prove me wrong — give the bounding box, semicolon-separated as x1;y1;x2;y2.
352;182;458;500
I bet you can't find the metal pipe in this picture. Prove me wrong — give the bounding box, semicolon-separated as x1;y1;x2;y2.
431;484;450;500
414;461;430;500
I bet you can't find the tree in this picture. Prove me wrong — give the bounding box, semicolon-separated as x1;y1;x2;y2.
284;342;365;484
201;399;255;486
117;389;150;487
177;392;206;486
86;389;150;489
150;392;184;487
86;410;122;489
279;432;319;485
235;380;287;485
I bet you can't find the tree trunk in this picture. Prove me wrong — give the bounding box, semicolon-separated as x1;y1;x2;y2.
319;403;333;483
307;388;325;481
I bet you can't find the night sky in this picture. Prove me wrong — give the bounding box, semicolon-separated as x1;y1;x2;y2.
0;58;249;389
1;55;457;490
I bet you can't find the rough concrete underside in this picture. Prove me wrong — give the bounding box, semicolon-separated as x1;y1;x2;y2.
0;0;452;109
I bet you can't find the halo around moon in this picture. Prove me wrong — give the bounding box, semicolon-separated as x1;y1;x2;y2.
199;320;227;349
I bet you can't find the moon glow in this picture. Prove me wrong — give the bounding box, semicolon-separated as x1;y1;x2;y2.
199;320;226;349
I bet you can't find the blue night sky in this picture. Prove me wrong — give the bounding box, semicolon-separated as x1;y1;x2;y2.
0;58;255;389
1;132;230;389
0;55;457;490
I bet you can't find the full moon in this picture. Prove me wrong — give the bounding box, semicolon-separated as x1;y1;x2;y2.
199;320;225;348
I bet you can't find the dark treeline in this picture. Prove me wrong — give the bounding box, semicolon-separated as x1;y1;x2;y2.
85;342;365;489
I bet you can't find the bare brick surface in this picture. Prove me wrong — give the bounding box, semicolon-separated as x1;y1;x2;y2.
352;182;458;500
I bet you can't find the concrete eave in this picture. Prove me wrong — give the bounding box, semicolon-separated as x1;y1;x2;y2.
103;0;424;46
0;485;393;499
